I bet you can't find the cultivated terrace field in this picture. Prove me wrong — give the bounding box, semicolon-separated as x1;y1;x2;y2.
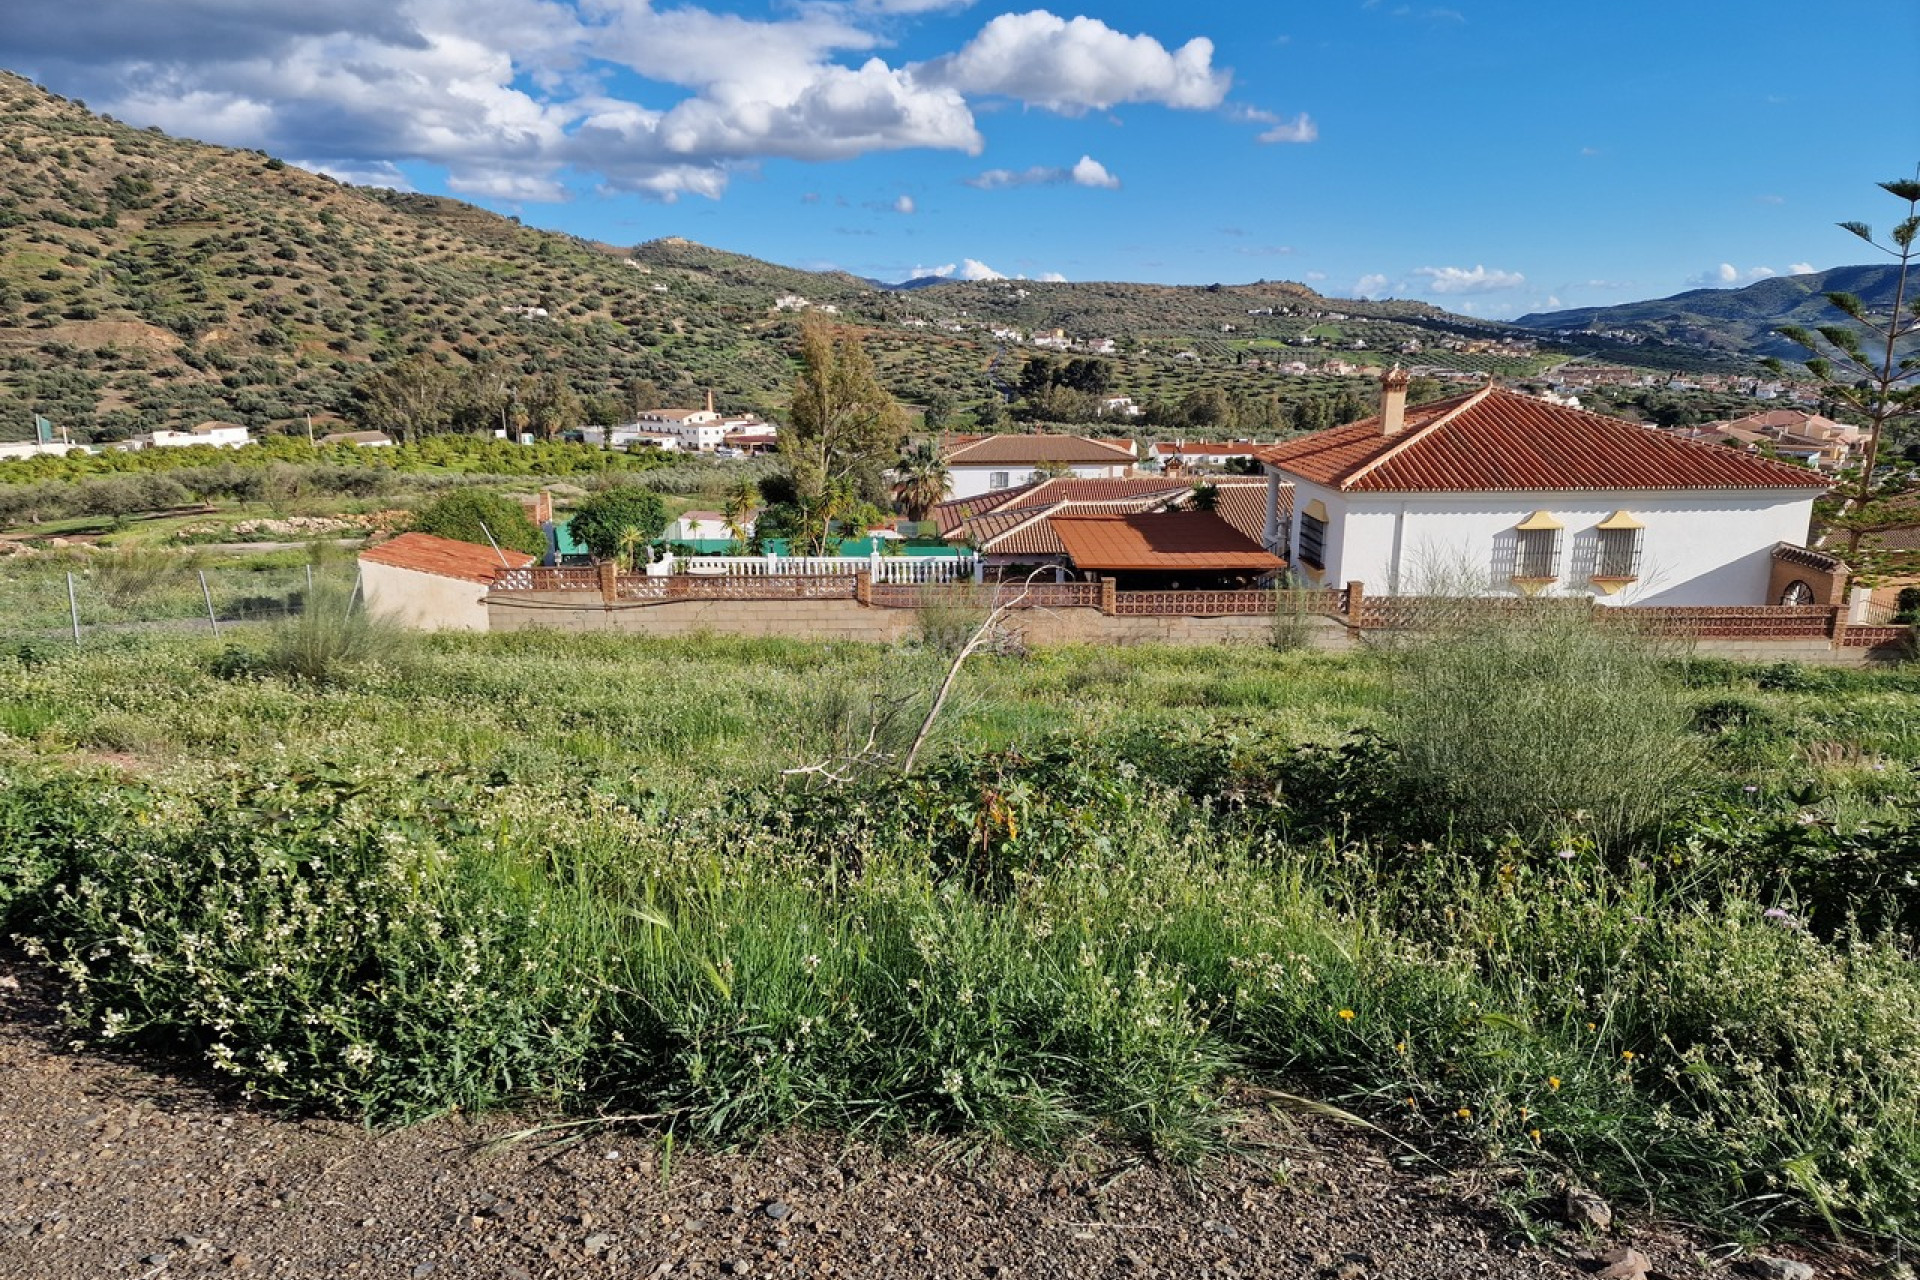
2;618;1918;1251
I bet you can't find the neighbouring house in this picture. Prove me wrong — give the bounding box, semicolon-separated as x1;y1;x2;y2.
0;438;84;460
318;430;395;448
1680;408;1864;472
632;392;730;450
941;434;1138;501
125;421;253;450
720;430;779;456
359;532;534;632
1148;441;1267;472
664;510;749;544
579;425;683;450
1049;511;1285;589
1256;368;1831;606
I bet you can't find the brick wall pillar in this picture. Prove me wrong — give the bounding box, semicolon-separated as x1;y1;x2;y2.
1828;606;1845;642
597;559;618;603
855;570;872;606
1101;576;1117;616
1344;580;1365;638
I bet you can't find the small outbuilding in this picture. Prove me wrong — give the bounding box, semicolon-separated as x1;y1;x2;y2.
358;532;534;632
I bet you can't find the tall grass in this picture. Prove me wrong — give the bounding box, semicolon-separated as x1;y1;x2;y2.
1388;604;1702;847
266;578;413;683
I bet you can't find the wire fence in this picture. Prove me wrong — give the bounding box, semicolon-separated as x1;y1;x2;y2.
0;558;360;645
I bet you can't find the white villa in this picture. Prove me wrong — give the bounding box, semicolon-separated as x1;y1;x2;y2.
941;434;1138;501
125;422;253;450
616;393;776;453
1257;369;1831;607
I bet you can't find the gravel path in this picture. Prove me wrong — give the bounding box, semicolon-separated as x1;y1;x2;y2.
0;956;1848;1280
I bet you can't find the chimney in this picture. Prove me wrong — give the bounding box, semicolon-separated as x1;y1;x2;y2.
1379;364;1410;436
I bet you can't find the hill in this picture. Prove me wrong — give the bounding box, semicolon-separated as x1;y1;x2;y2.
0;71;1766;445
1513;266;1907;360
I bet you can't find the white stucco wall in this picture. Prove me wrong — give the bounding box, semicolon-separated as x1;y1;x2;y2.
1266;471;1817;606
360;561;495;631
947;462;1129;501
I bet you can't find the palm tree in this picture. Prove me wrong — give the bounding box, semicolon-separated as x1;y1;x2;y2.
722;478;759;553
892;441;950;524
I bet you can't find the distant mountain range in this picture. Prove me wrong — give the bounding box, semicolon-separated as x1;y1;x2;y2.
1513;266;1906;361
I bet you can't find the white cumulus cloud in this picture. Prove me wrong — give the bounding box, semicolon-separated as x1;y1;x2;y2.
1412;264;1525;294
1354;273;1391;299
5;1;1243;204
1789;262;1816;275
920;11;1229;113
893;193;916;214
1070;155;1120;188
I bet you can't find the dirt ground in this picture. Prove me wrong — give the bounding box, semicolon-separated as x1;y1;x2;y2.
0;955;1855;1280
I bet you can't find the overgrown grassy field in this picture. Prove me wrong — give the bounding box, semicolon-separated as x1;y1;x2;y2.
2;625;1918;1240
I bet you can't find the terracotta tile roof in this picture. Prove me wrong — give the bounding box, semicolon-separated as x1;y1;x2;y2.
1256;386;1833;494
932;477;1195;536
1721;409;1855;438
359;532;535;584
1206;480;1286;544
931;484;1040;534
960;507;1050;546
945;434;1138;466
1051;512;1286;572
981;500;1174;556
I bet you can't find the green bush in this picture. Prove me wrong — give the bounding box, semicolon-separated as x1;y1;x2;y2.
569;485;666;568
410;490;544;557
1387;605;1702;848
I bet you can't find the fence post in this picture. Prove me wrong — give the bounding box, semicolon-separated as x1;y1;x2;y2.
1344;581;1365;639
1828;606;1845;644
199;570;221;639
66;571;80;646
597;559;618;603
1101;576;1117;616
855;570;872;606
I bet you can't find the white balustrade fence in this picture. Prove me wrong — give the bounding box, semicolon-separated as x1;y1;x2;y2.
660;553;977;583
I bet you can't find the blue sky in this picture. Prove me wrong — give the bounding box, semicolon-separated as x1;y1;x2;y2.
4;0;1915;317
